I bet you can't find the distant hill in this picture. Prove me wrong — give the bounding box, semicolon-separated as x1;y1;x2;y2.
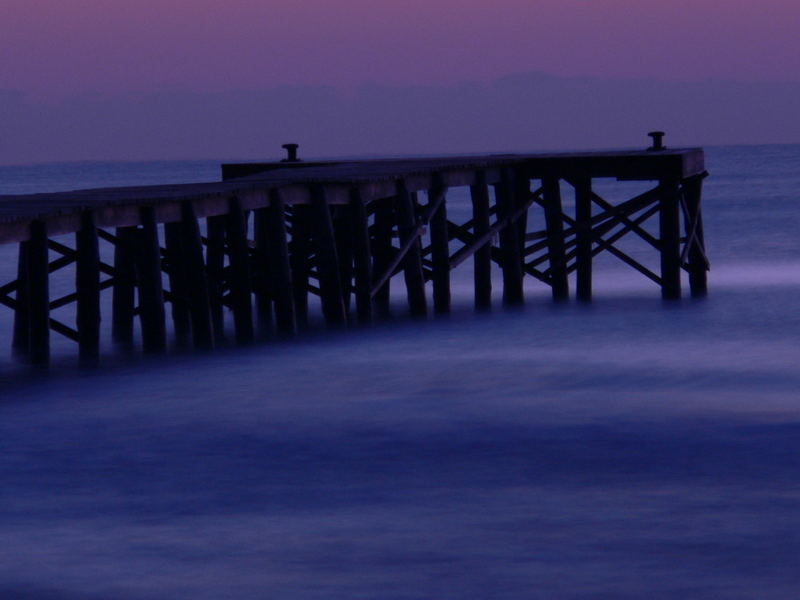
2;72;799;164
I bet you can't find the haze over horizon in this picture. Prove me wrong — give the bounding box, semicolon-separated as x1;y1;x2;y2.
2;0;799;162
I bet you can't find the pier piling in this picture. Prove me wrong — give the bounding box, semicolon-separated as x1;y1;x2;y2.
76;211;100;362
0;144;708;364
470;172;493;311
111;226;137;346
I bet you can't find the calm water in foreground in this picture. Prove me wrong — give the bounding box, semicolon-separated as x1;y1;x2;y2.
1;145;799;598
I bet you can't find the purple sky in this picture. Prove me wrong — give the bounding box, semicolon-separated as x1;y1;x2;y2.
3;0;799;96
2;0;799;162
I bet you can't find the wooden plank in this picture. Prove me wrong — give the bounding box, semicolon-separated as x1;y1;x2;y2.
28;220;50;365
181;201;214;349
226;196;254;343
76;211;101;362
137;207;166;353
394;184;427;318
309;184;347;328
470;172;492;311
349;188;374;324
111;226;137;346
267;189;296;336
659;179;682;299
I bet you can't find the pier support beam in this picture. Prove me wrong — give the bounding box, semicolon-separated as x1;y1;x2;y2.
164;221;191;347
682;175;708;297
470;172;492;311
28;220;50;365
659;179;682;300
495;169;524;306
514;173;530;266
371;197;394;319
333;206;355;314
76;211;101;362
205;215;227;342
310;184;347;328
12;242;30;357
227;197;254;343
253;207;274;339
350;188;374;324
267;190;296;337
395;184;428;318
543;176;569;302
137;207;166;353
181;202;214;349
289;205;311;330
429;178;451;315
112;226;137;346
573;177;593;302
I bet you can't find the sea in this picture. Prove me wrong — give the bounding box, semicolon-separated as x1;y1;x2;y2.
1;145;799;599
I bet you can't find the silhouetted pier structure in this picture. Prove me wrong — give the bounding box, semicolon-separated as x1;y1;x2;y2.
0;144;707;364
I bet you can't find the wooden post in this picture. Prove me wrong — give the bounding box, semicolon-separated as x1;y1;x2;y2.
137;207;166;353
253;207;274;338
371;197;394;319
181;201;214;349
682;175;708;297
112;226;137;346
574;176;593;302
494;169;524;306
267;190;296;336
428;178;450;315
205;215;227;342
470;171;492;311
164;221;191;347
309;184;347;328
28;220;50;365
395;183;427;318
76;210;101;362
289;204;311;330
226;197;254;343
349;188;374;324
659;179;682;300
542;175;569;301
514;172;530;264
333;206;355;314
12;241;30;356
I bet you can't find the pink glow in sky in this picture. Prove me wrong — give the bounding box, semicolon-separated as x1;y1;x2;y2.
2;0;799;95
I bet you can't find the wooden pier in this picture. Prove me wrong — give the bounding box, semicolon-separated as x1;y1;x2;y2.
0;144;708;364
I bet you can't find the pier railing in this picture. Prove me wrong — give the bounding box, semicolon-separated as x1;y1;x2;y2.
0;148;707;364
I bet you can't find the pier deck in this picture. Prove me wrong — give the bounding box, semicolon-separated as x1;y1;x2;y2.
0;148;708;364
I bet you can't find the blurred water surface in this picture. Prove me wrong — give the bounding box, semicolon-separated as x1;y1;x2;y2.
1;145;799;598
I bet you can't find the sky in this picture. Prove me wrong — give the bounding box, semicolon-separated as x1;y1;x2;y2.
2;0;799;97
2;0;799;162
